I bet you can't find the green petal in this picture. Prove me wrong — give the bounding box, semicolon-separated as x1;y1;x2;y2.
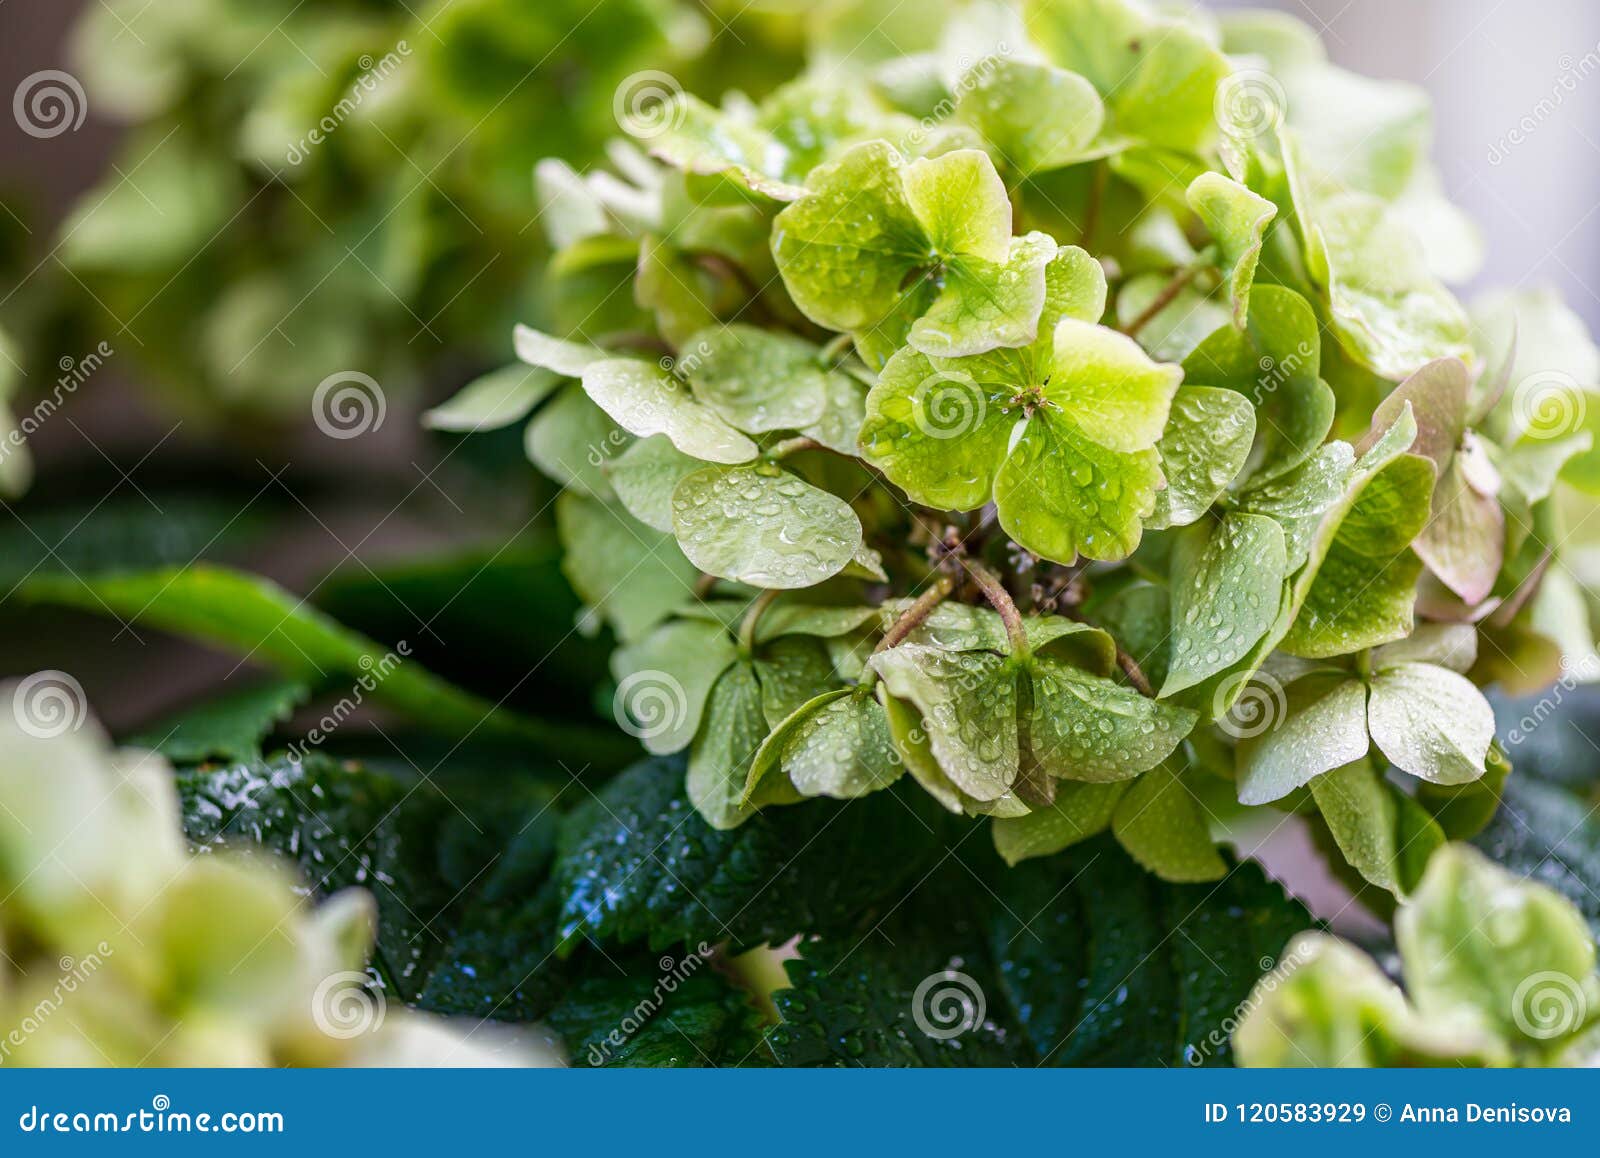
869;643;1019;800
581;358;758;464
909;231;1058;357
525;384;629;500
1162;513;1287;696
1047;318;1183;451
772;140;929;335
1026;656;1196;782
1236;673;1369;806
752;635;841;728
956;58;1105;174
1305;190;1473;382
1028;0;1229;155
670;466;863;589
1367;662;1493;786
1283;452;1433;659
991;781;1129;865
1310;758;1442;897
1399;845;1600;1059
890;602;1116;672
901;149;1011;262
687;661;769;829
1233;934;1465;1067
1183;285;1334;481
995;413;1163;563
1111;761;1226;882
513;324;610;376
858;345;1017;510
423;364;560;433
1186;172;1276;327
649;93;806;202
1236;441;1356;570
882;691;969;815
1148;386;1255;529
754;603;881;644
683;324;832;433
800;369;869;455
750;688;903;801
606;435;705;533
611;619;739;755
556;492;697;644
1037;244;1109;336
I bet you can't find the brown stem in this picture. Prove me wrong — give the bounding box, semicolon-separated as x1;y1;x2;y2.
1060;603;1156;698
1116;649;1156;697
961;557;1028;656
693;572;721;600
1079;160;1108;251
874;574;955;655
1120;264;1202;339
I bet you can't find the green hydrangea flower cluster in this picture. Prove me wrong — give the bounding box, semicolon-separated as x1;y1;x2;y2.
51;0;789;419
1237;844;1600;1067
432;0;1600;896
0;692;548;1067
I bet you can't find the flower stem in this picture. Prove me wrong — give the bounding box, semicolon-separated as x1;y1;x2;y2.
1116;649;1156;697
874;574;955;655
1120;263;1202;339
962;557;1029;657
738;589;781;653
819;333;854;365
766;436;822;461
